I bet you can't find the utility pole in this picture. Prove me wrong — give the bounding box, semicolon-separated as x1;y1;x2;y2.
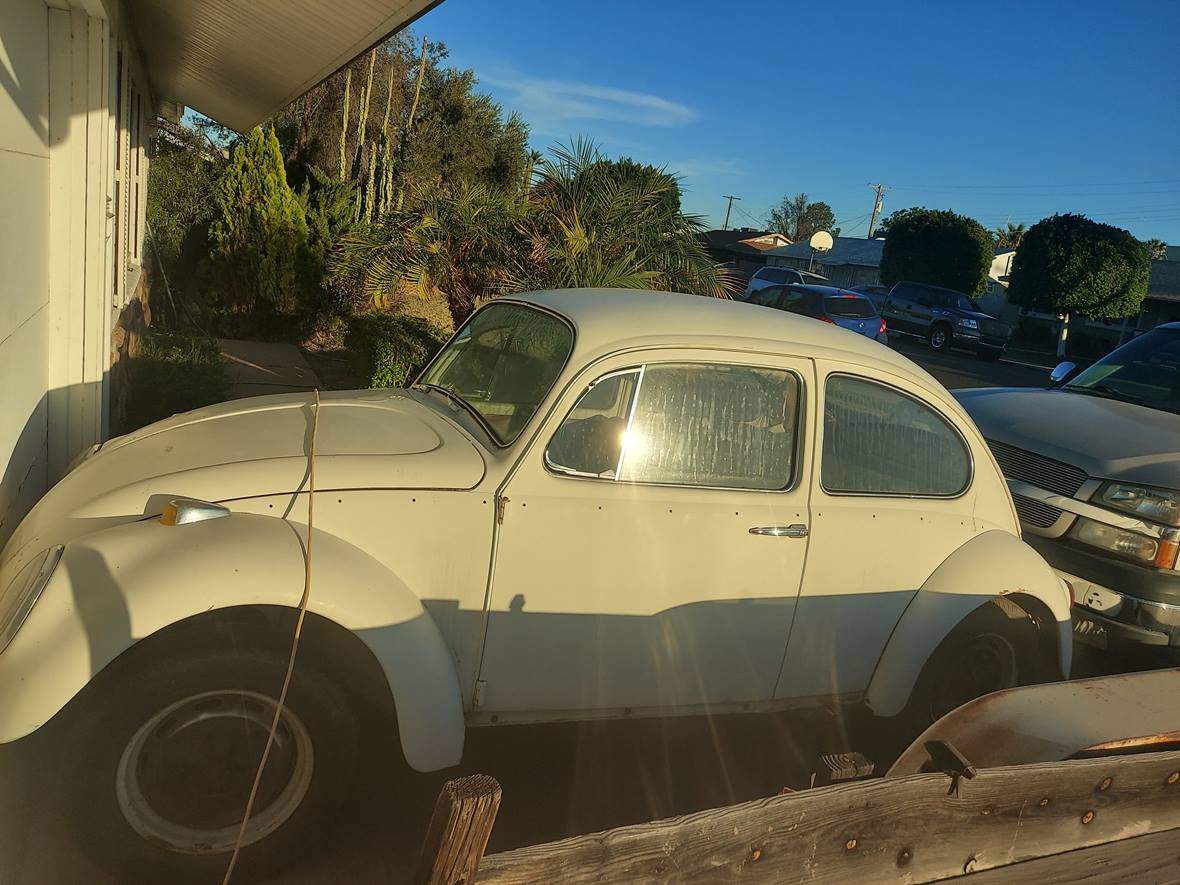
721;195;741;231
867;183;888;237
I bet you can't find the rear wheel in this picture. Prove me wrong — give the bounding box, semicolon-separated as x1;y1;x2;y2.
64;644;362;881
928;324;952;352
906;600;1043;727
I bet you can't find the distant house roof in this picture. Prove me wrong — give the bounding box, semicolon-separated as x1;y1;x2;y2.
1166;245;1180;262
994;247;1016;256
700;229;785;250
1148;260;1180;303
765;236;886;268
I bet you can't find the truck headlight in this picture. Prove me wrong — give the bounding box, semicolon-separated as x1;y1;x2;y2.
957;318;978;329
1072;517;1179;569
1096;482;1180;526
0;546;64;655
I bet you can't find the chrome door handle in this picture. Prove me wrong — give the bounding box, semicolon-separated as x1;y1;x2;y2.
749;524;808;538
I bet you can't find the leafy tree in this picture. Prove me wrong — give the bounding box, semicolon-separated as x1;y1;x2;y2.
332;140;737;326
767;193;839;242
1144;237;1169;260
1009;213;1150;355
994;221;1027;250
879;207;993;295
270;33;528;196
522;140;730;297
146;123;222;282
209;127;311;315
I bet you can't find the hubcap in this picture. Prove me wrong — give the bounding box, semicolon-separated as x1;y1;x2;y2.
931;633;1017;720
931;329;947;348
116;690;314;854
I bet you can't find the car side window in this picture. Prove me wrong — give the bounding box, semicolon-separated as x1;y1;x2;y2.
761;268;787;284
779;288;808;313
913;288;933;307
821;375;971;496
750;286;784;308
547;363;801;490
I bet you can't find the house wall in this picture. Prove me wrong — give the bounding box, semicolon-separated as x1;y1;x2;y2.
0;0;52;543
0;0;150;546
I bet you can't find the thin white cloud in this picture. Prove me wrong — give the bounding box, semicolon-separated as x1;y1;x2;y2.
480;67;698;128
666;158;744;179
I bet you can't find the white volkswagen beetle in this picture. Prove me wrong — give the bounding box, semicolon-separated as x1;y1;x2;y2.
0;289;1071;874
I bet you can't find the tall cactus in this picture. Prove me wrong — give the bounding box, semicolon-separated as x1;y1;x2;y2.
338;69;352;180
354;48;377;170
363;143;377;222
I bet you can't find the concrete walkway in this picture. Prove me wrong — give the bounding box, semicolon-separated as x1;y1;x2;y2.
218;338;321;399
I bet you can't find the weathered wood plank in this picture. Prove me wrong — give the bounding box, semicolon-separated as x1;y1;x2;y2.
476;749;1180;884
960;826;1180;883
416;774;503;885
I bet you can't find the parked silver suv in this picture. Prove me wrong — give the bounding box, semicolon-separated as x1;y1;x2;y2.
957;322;1180;656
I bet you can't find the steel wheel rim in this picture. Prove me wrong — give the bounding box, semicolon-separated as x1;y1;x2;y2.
930;633;1018;720
115;689;314;854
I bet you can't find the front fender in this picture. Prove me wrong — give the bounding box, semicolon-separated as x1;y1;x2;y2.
864;530;1072;718
0;512;464;772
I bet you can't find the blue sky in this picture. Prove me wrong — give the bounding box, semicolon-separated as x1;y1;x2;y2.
414;0;1180;242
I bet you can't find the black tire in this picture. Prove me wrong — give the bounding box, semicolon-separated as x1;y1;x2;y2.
905;599;1043;729
976;347;1004;361
61;643;361;882
928;324;952;352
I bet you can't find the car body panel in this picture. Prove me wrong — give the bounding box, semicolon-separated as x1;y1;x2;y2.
955;386;1180;490
865;529;1073;717
0;512;466;771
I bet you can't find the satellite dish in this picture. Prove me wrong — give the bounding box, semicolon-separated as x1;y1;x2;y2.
809;230;834;252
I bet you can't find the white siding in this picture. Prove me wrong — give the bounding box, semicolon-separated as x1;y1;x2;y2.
0;0;51;543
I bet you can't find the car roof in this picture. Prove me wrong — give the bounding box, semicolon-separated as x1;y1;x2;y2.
504;288;930;385
782;283;867;297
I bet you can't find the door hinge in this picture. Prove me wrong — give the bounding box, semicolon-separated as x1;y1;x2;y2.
495;495;509;525
473;679;487;709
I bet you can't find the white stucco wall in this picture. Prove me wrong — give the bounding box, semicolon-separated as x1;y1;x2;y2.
0;0;51;542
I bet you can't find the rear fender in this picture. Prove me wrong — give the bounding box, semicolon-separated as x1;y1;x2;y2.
0;512;464;772
865;530;1072;718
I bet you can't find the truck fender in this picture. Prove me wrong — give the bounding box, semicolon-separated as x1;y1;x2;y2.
864;529;1073;718
0;512;464;772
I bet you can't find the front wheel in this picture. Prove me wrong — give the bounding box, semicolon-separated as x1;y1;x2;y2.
64;645;361;881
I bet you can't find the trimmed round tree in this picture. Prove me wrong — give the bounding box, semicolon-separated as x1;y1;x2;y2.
1008;214;1150;356
879;207;993;295
210;126;310;315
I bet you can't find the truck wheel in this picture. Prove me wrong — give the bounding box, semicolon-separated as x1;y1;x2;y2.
928;324;952;352
907;600;1041;726
63;645;360;881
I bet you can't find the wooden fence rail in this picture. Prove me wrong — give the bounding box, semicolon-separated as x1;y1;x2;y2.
416;748;1180;884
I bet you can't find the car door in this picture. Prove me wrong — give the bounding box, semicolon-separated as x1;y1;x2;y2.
773;363;978;702
478;351;815;717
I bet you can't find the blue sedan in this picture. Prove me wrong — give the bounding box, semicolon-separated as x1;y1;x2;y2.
740;283;889;343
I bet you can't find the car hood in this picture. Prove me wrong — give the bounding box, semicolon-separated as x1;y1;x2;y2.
955;386;1180;489
0;389;486;575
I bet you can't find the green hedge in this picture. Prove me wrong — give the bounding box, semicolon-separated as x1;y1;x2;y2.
346;313;447;389
127;333;229;431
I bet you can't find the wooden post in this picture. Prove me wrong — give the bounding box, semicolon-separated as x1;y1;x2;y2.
416;774;502;885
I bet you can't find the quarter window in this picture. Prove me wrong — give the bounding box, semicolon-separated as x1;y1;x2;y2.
822;375;970;496
547;363;801;490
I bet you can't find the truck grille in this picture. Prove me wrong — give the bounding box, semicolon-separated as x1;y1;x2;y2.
1012;493;1063;528
986;439;1088;498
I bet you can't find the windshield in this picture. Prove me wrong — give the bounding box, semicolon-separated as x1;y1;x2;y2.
418;302;575;444
1065;327;1180;414
825;295;877;318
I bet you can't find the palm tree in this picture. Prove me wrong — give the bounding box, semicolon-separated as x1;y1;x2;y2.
520;138;737;297
994;221;1027;250
1145;238;1168;260
331;139;739;326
